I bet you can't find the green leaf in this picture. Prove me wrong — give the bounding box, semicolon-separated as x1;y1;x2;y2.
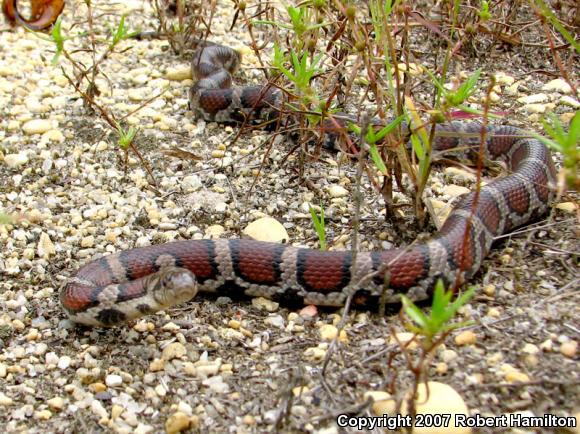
401;296;429;329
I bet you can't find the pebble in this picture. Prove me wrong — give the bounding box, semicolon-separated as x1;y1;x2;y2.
389;332;419;350
517;93;548;104
47;397;65;411
522;343;539;355
264;314;285;329
165;67;192;81
542;78;573;93
299;305;318;318
556;202;578;213
202;375;230;393
441;349;458;363
505;370;530;383
205;224;225;238
105;374;123;387
454;330;476;346
165;411;192;434
0;393;13;406
483;284;495;297
443;184;470;197
303;346;327;361
251;297;279;312
559;96;580;108
34;410;52;420
22;119;53;135
162;342;187;361
4;152;29;168
444;167;475;181
368;382;471;434
319;324;348;343
243;217;289;243
327;185;348;198
560;341;577;358
57;355;72;370
37;232;56;258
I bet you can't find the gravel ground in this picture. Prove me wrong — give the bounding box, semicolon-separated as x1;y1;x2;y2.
0;1;578;433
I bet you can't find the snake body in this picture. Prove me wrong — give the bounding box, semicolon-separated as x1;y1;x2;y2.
61;43;557;326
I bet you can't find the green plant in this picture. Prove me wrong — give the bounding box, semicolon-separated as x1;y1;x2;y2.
535;111;580;191
309;204;327;251
400;280;475;348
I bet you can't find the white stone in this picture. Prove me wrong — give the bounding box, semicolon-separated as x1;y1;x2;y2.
22;119;53;135
517;93;548;104
243;217;289;243
4;153;29;168
542;78;573;94
328;185;348;198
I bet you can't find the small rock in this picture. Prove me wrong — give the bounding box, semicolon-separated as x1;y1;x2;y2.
505;370;530;383
149;358;165;372
4;152;29;168
542;78;572;93
556;202;578;213
202;375;230;393
443;184;470;197
299;305;318;318
22;119;53;135
264;314;285;329
166;67;192;81
37;232;56;258
319;324;348;342
57;355;71;370
34;410;52;420
444;167;476;181
205;224;225;238
454;330;477;346
517;93;548;104
182;175;202;192
162;342;187;361
105;374;123;387
328;185;348;198
389;332;419;349
0;393;13;406
522;343;539;355
252;297;279;312
493;72;515;86
303;346;327;361
441;349;458;363
243;217;289;243
165;411;191;434
560;341;577;358
47;397;65;411
559;96;580;108
369;382;471;434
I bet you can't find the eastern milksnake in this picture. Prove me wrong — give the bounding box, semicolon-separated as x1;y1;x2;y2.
61;43;557;326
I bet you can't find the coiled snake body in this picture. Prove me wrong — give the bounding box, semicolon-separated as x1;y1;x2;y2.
61;43;557;326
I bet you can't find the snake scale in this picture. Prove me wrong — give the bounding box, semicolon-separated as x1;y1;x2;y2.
61;43;557;326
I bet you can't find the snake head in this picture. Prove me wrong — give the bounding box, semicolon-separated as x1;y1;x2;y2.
152;266;198;308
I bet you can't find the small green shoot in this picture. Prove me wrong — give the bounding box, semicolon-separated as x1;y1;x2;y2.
116;124;139;150
348;115;406;174
401;280;475;348
309;204;327;251
534;111;579;190
477;1;491;22
110;14;141;47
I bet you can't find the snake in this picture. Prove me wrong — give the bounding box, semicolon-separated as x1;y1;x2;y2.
2;0;65;31
60;43;557;326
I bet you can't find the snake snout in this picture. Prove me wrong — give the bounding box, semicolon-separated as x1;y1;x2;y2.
155;267;199;307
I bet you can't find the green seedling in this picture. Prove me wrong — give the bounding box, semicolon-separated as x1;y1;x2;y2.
533;111;579;190
401;280;475;348
309;204;327;251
